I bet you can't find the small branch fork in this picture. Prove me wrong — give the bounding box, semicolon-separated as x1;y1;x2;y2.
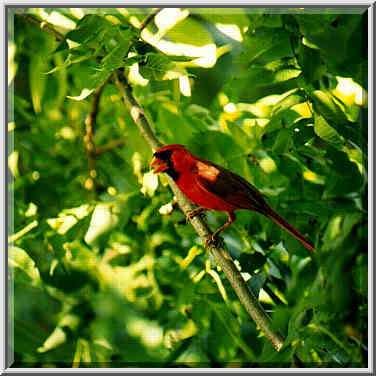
19;7;285;352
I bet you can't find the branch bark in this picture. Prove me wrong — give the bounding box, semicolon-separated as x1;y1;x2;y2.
82;77;110;193
95;139;126;156
138;8;163;30
113;71;285;351
17;13;64;41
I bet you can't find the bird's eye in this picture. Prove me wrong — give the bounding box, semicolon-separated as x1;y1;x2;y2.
154;150;172;161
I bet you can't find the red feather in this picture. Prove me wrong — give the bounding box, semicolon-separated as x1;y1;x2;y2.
151;145;314;252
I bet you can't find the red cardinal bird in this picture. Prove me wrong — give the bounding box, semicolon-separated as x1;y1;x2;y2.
150;144;314;252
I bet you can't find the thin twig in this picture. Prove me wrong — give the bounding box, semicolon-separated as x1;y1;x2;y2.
113;71;285;351
95;139;126;156
17;13;64;41
124;8;163;59
8;220;38;244
139;8;162;30
83;77;110;183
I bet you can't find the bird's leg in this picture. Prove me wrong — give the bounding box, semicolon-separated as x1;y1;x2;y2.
205;211;236;248
186;207;206;222
212;211;236;238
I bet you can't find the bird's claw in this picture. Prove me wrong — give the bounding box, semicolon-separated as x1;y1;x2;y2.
204;234;224;248
186;208;206;223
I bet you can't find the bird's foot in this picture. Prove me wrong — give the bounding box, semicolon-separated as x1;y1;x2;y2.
186;208;206;223
204;234;224;248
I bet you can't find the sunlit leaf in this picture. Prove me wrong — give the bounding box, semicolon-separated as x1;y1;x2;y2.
311;90;348;127
67;88;94;100
313;114;344;149
9;246;41;286
139;53;172;81
38;327;66;353
85;203;119;245
29;54;49;113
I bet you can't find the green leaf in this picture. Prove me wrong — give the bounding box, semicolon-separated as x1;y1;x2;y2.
285;310;308;345
191;298;212;329
229;66;301;103
139;53;172;81
9;246;41;287
87;68;111;90
176;342;210;365
207;303;242;362
101;34;131;71
44;54;72;75
29;54;49;113
46;51;93;75
272;91;305;117
324;146;363;196
292;119;315;145
166;17;213;47
248;14;283;29
122;56;144;67
256;35;294;64
311;90;348;127
191;8;249;29
54;39;69;53
240;28;293;65
66;241;97;272
298;44;326;83
85;203;119;245
272;127;293;155
248;273;266;298
295;14;363;80
196;275;218;295
162;63;188;80
67;88;94;101
156;104;198;144
352;254;367;296
321;213;363;251
313;114;344;149
239;252;267;272
65;14;110;44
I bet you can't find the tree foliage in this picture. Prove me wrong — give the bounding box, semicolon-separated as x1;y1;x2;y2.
8;7;368;368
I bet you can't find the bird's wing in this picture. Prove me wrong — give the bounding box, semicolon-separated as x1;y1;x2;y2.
194;159;269;213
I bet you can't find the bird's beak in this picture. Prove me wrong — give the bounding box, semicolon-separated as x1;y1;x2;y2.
150;157;168;173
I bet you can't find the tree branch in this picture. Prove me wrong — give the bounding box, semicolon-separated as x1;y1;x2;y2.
17;13;64;41
113;70;285;352
83;77;110;190
124;8;163;61
95;139;126;156
138;8;162;30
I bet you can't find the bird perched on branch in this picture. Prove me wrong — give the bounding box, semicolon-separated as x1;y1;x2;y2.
150;144;314;252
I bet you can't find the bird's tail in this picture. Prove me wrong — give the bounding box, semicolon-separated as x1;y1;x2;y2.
266;208;314;253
